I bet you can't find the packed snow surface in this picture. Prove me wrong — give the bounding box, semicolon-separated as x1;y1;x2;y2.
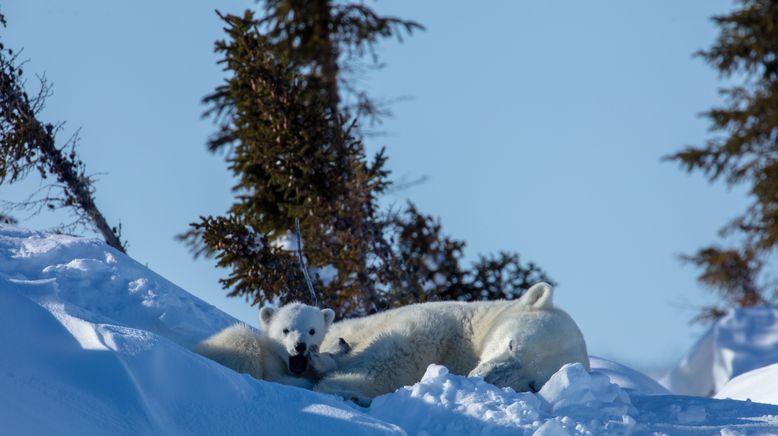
662;306;778;397
2;225;778;435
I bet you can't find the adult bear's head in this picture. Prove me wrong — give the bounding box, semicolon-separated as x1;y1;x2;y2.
469;282;589;392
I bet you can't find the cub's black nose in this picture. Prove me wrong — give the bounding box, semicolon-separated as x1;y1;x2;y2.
295;342;306;353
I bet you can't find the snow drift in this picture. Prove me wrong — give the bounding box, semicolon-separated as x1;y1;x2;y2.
716;363;778;405
662;306;778;397
2;225;778;435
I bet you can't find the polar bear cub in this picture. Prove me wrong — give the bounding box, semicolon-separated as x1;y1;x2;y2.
195;302;342;388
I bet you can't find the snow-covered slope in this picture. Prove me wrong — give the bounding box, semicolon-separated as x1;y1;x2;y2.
661;306;778;397
2;225;778;435
0;226;237;349
0;283;401;435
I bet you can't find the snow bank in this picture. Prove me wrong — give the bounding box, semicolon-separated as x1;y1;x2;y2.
3;225;778;435
662;307;778;396
368;363;637;435
368;362;778;435
715;363;778;405
0;226;236;348
590;356;670;395
0;285;401;435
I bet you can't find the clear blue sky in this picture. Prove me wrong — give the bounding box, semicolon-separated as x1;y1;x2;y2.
3;1;743;369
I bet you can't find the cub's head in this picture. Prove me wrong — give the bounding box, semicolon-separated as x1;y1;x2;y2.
470;282;589;392
260;303;336;375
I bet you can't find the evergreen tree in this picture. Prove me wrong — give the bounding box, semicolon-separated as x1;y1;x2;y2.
184;2;552;317
391;205;551;304
668;0;778;321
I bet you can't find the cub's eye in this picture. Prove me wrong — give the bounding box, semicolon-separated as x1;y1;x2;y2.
282;328;289;335
309;329;316;335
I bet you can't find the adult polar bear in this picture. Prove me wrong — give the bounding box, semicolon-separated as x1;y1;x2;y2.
314;282;588;404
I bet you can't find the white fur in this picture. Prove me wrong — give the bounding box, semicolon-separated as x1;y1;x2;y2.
195;302;336;388
194;323;264;379
313;282;589;405
309;338;351;375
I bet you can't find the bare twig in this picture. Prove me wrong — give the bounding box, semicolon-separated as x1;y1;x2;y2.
295;217;318;307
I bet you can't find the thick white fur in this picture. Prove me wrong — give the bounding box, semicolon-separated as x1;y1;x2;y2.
313;282;589;404
195;302;336;388
194;323;265;379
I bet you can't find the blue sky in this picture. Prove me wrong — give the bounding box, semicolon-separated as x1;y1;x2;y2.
2;1;743;368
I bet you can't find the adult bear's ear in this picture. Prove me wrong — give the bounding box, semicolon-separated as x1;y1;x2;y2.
519;282;554;309
321;308;335;327
259;307;274;328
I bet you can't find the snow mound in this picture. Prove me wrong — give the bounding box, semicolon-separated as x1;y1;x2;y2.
590;356;670;395
368;362;778;435
715;363;778;405
0;284;402;435
0;225;236;348
539;363;635;420
661;307;778;396
369;363;640;435
369;364;543;435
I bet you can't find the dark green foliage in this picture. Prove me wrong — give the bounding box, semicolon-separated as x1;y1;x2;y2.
185;1;552;317
680;247;766;322
257;1;423;123
391;204;468;303
668;0;778;320
470;252;552;301
187;215;310;304
0;14;125;252
390;205;554;304
181;9;395;315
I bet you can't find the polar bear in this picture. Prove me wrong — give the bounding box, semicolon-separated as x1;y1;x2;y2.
313;282;588;404
195;302;342;388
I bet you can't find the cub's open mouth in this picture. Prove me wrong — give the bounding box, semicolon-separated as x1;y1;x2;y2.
288;354;308;375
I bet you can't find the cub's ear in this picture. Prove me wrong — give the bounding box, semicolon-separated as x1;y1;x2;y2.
259;307;274;328
519;282;554;309
321;308;336;327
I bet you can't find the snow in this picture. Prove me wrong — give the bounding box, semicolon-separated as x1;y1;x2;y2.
590;356;670;395
0;226;237;349
662;306;778;397
716;363;778;405
3;225;778;435
368;363;640;435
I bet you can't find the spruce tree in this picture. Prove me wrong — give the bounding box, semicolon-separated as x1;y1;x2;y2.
185;2;553;317
668;0;778;321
